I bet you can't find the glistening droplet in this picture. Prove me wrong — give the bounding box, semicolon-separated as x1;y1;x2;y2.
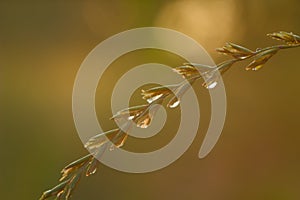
206;81;218;89
168;97;180;108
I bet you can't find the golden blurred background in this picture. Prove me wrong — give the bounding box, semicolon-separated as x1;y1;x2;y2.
1;0;300;199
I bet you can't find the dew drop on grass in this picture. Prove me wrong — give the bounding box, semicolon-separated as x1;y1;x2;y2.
128;115;135;120
168;99;180;108
109;145;115;151
147;94;163;103
206;81;218;89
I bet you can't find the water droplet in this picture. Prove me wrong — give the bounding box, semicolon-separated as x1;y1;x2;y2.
206;81;218;89
146;94;163;103
109;145;115;151
128;115;135;120
168;99;180;108
138;123;148;128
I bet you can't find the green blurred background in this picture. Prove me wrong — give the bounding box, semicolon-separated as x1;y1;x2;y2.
1;0;300;199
